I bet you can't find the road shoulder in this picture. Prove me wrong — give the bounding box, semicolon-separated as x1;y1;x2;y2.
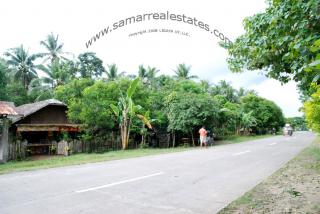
218;136;320;213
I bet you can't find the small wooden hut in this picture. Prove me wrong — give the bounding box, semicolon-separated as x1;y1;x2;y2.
11;99;80;155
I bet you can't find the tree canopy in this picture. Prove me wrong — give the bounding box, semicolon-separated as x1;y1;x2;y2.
225;0;320;96
77;52;106;78
0;31;290;150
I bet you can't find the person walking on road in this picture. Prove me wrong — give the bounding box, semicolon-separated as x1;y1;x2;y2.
199;126;208;147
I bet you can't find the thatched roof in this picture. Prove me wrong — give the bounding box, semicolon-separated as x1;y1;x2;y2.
0;101;18;116
13;99;66;123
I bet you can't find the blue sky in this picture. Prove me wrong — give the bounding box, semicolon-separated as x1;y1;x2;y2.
0;0;302;117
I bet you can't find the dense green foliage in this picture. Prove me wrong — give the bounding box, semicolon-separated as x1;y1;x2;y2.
225;0;320;133
54;76;285;146
241;94;285;133
0;59;9;100
164;90;218;145
77;52;106;78
225;0;320;97
304;86;320;132
1;33;287;149
286;116;308;131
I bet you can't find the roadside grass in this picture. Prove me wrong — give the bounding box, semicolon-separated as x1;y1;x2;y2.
304;141;320;171
218;136;320;214
0;134;273;175
0;147;192;175
215;134;274;145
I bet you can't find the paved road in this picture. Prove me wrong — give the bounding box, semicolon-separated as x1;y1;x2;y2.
0;131;316;214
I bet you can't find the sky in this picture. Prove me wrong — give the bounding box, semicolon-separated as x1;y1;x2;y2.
0;0;302;117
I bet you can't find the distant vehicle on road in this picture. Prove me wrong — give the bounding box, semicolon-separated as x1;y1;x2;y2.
283;124;293;136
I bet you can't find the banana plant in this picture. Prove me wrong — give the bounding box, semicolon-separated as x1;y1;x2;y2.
110;78;142;149
137;111;156;147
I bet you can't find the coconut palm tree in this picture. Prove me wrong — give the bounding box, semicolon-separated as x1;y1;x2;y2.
174;63;197;79
146;66;159;88
28;59;72;100
146;66;159;79
138;65;148;83
200;80;210;93
211;80;238;103
237;87;258;98
105;64;125;81
33;59;70;87
40;33;69;63
4;45;40;90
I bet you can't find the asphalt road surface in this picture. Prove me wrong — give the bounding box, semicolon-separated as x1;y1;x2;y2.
0;131;316;214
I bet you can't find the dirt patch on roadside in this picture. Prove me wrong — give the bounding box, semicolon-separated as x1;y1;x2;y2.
219;137;320;214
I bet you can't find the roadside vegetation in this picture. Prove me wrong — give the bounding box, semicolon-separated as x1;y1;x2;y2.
0;33;289;159
218;136;320;214
223;0;319;133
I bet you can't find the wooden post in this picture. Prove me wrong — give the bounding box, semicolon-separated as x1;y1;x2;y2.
172;131;176;148
0;118;9;163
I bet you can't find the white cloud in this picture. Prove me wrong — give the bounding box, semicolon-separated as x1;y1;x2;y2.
248;79;302;117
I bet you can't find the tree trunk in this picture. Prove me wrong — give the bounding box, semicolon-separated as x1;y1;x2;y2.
235;124;237;135
111;131;114;150
141;124;145;146
123;122;128;149
126;119;131;149
237;123;240;135
120;121;126;150
172;131;176;147
120;117;131;150
191;130;195;147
